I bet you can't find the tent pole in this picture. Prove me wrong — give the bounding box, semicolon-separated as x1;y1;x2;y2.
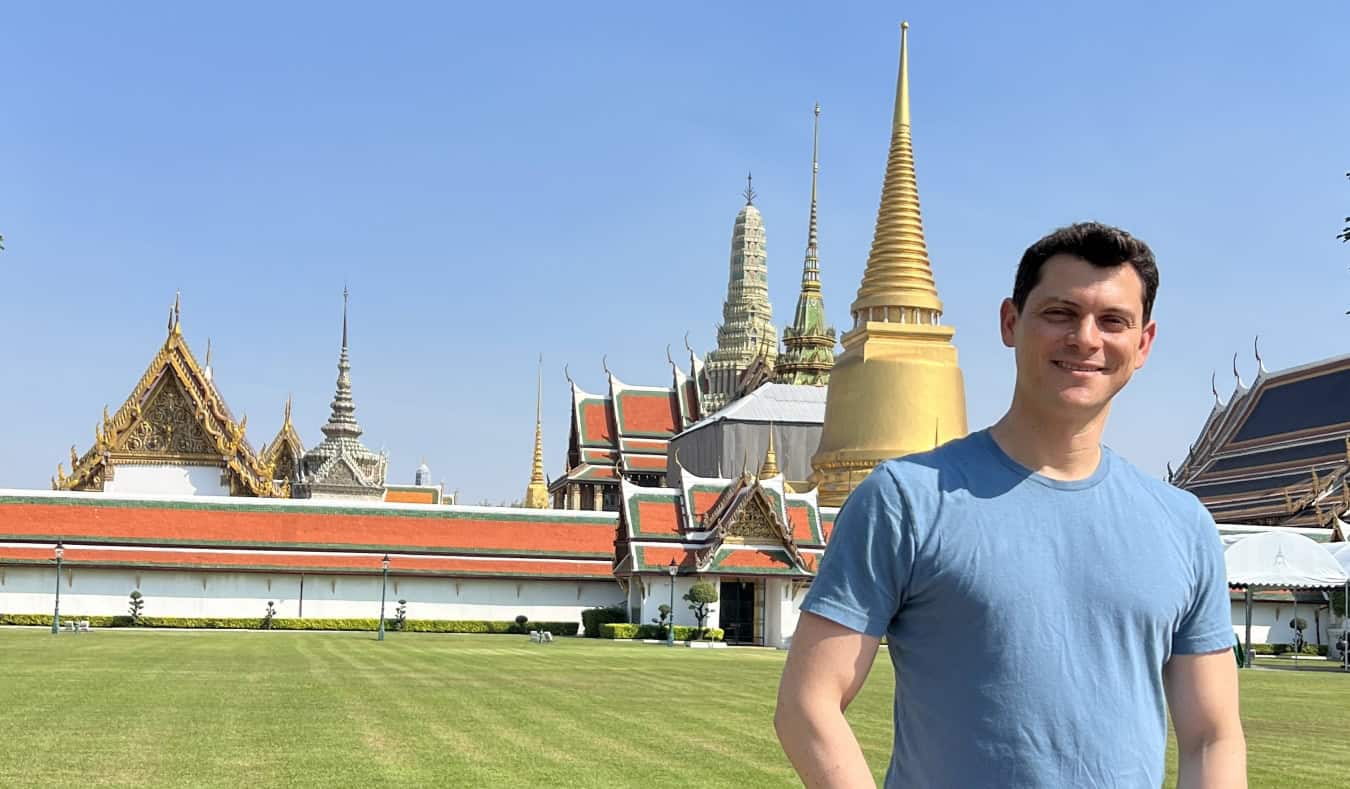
1244;588;1253;669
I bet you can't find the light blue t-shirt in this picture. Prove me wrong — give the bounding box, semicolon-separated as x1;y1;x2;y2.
800;429;1232;788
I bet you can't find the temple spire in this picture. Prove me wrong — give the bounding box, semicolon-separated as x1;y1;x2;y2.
811;21;969;506
524;354;549;508
850;21;944;323
296;288;387;499
704;175;778;411
775;103;836;386
759;425;780;478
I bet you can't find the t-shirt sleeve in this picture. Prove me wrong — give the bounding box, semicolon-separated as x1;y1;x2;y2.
800;465;912;638
1172;505;1235;656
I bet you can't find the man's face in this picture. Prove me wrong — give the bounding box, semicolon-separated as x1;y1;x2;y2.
1000;254;1157;417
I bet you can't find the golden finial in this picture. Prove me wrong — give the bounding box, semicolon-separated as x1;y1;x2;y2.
57;462;66;482
283;393;293;427
204;337;212;369
524;353;549;507
70;445;78;468
850;19;943;320
171;290;182;335
759;424;780;478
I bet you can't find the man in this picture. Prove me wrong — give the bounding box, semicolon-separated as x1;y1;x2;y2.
776;223;1246;787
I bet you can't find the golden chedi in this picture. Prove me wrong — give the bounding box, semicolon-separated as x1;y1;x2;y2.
811;22;968;506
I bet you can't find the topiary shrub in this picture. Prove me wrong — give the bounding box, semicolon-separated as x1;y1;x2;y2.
261;601;277;630
394;600;407;632
128;590;144;624
581;605;626;638
683;582;718;637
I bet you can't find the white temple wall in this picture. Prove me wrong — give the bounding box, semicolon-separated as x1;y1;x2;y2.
764;577;805;649
0;566;623;630
1230;600;1333;646
104;464;229;496
632;574;721;631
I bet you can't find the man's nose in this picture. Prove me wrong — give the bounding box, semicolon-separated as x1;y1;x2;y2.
1067;316;1102;348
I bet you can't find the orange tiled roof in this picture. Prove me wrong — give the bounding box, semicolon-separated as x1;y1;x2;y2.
0;493;616;559
0;544;613;579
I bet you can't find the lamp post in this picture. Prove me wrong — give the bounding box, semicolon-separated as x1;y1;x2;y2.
51;541;64;635
667;558;678;647
377;554;390;642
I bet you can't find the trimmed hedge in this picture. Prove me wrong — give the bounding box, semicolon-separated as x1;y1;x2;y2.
0;614;577;636
599;622;724;642
1250;642;1327;656
580;605;627;638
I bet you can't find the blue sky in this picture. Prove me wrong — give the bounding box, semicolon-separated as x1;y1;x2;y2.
2;1;1347;502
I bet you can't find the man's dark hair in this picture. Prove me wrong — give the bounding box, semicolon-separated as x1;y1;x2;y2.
1012;222;1159;322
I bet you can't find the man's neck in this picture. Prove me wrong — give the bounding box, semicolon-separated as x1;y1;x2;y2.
989;398;1109;481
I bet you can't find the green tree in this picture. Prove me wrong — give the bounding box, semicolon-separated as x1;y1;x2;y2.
683;582;718;634
128;590;144;623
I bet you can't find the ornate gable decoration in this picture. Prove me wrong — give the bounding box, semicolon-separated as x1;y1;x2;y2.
54;308;287;497
259;397;305;485
694;476;807;571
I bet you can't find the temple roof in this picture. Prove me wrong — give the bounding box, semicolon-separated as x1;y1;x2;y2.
54;302;285;498
0;490;618;581
259;396;305;485
613;458;826;577
676;382;827;433
1174;351;1350;534
557;354;705;489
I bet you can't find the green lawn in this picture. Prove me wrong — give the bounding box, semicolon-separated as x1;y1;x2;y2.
0;629;1344;787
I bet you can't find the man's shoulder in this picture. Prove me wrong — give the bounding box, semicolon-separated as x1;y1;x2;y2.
1105;447;1210;524
865;432;994;507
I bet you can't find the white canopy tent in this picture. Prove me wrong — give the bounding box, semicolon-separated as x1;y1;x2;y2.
1223;531;1348;668
1327;544;1350;668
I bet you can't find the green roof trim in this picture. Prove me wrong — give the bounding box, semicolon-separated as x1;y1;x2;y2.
0;494;617;526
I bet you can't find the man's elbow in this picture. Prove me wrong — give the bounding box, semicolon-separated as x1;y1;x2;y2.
773;690;801;744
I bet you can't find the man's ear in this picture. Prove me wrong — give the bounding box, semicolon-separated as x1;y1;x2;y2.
999;298;1019;348
1135;319;1158;371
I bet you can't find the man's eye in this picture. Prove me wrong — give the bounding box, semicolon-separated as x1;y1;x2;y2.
1044;309;1072;320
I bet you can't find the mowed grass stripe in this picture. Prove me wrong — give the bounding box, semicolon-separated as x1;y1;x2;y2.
2;629;1347;788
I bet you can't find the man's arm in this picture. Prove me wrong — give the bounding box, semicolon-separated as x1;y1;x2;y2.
775;611;881;788
1164;649;1246;788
